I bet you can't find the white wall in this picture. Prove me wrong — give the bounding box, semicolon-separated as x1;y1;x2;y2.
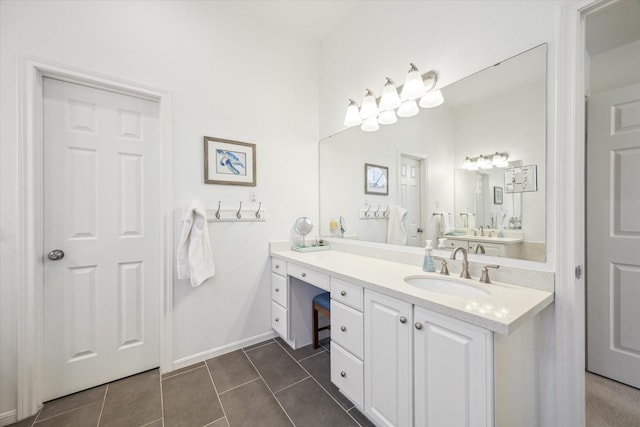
589;39;640;94
0;1;318;415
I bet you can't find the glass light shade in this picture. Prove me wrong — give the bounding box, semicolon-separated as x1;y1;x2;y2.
360;89;379;119
397;100;419;117
378;109;397;125
468;159;478;170
400;63;427;100
491;152;508;165
379;78;401;111
361;117;380;132
462;157;472;169
477;154;492;169
344;99;362;127
419;90;444;108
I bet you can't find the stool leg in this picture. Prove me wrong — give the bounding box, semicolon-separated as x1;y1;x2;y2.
313;306;319;349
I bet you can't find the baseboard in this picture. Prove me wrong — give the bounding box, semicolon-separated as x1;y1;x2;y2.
171;331;277;371
0;410;17;427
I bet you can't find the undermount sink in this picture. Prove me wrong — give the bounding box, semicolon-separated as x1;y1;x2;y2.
404;275;490;298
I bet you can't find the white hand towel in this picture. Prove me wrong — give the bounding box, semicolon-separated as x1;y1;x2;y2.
177;200;215;287
467;213;476;229
443;213;453;234
386;205;408;245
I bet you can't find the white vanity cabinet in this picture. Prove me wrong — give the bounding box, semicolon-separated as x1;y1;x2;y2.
445;237;520;258
330;278;365;409
414;306;493;427
364;290;413;427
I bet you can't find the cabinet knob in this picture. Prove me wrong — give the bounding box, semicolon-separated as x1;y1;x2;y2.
301;272;306;277
275;288;279;292
415;323;423;330
275;318;279;322
399;316;407;324
275;264;280;269
340;371;346;378
340;326;347;332
340;290;346;296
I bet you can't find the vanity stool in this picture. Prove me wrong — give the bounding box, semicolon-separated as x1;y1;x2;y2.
312;292;331;349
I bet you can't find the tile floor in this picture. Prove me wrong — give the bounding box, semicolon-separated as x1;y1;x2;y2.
10;337;374;427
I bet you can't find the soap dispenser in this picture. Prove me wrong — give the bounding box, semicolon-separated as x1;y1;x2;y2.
423;240;435;272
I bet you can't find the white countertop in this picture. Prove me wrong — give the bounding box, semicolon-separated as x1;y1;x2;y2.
270;248;554;335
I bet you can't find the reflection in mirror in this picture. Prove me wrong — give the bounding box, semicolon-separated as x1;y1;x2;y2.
320;44;546;261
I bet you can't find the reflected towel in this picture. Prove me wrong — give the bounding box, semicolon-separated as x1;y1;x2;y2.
443;213;453;234
386;205;408;245
467;213;476;229
177;200;215;287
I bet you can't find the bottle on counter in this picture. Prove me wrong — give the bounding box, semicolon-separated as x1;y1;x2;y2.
422;240;435;272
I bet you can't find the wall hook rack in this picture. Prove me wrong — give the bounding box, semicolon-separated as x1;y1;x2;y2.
360;204;388;220
187;201;266;222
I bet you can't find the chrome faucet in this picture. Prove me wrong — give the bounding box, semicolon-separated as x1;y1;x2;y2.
450;246;472;279
474;243;486;254
479;264;500;283
339;216;346;237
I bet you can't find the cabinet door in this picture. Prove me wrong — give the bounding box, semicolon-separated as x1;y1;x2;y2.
364;290;413;427
414;306;493;427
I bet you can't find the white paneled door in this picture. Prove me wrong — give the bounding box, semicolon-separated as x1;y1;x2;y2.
587;83;640;389
399;155;423;247
43;78;161;400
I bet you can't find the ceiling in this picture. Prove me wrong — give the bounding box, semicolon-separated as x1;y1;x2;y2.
238;0;359;42
586;0;640;56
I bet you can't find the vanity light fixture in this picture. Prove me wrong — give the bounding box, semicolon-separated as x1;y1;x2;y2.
344;64;444;132
344;99;362;127
462;152;509;170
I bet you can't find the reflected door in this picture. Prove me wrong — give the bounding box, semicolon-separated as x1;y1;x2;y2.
43;78;161;400
400;155;422;247
587;82;640;388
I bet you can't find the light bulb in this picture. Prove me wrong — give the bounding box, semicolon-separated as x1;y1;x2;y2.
397;99;419;117
400;63;427;100
361;117;380;132
419;90;444;108
360;89;379;119
378;109;397;125
379;78;401;111
344;99;362;127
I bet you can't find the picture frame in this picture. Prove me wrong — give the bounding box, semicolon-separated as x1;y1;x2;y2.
365;163;389;195
204;136;256;186
494;186;504;205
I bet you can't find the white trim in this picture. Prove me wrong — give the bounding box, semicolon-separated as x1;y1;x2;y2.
0;410;17;427
171;331;277;370
16;56;174;419
556;1;600;425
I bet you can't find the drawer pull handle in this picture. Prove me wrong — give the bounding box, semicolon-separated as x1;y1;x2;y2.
301;272;306;277
340;326;347;332
275;288;280;292
415;323;423;330
340;371;346;378
399;316;407;324
340;290;346;296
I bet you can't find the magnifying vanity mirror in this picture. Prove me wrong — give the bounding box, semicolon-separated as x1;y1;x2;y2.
319;44;546;262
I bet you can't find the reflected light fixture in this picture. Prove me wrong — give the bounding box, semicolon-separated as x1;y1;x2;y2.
462;152;509;170
343;99;362;127
344;63;444;131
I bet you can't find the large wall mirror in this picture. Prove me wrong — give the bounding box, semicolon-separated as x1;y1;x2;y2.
319;44;546;261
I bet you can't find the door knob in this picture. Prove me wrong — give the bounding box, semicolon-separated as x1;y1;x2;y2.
48;249;64;261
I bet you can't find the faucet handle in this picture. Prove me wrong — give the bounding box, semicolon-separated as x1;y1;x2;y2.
433;256;449;275
479;264;500;283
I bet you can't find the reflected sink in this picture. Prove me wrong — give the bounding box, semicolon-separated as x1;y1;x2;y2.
404;275;490;298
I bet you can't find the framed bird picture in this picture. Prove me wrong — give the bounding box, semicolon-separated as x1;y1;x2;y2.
204;136;256;186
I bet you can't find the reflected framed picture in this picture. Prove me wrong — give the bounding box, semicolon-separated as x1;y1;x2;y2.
494;186;504;205
204;136;256;186
365;163;388;195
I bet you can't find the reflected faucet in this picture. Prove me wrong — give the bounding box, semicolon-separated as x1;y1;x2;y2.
339;216;346;238
450;246;472;279
474;243;486;254
479;226;485;237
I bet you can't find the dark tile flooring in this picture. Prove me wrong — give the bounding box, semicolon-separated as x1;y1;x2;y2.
10;338;375;427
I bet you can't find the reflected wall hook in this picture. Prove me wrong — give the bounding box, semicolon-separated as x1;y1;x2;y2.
236;201;242;219
383;206;390;217
215;201;221;219
255;202;262;219
364;204;371;217
374;205;381;217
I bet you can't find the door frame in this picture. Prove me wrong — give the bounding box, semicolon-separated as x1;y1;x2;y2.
16;57;174;419
397;151;428;246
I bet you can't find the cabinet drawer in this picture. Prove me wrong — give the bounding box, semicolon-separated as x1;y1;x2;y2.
271;257;287;277
445;239;463;249
331;300;363;359
331;342;364;409
271;301;288;339
331;278;363;311
288;263;329;291
271;273;287;308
